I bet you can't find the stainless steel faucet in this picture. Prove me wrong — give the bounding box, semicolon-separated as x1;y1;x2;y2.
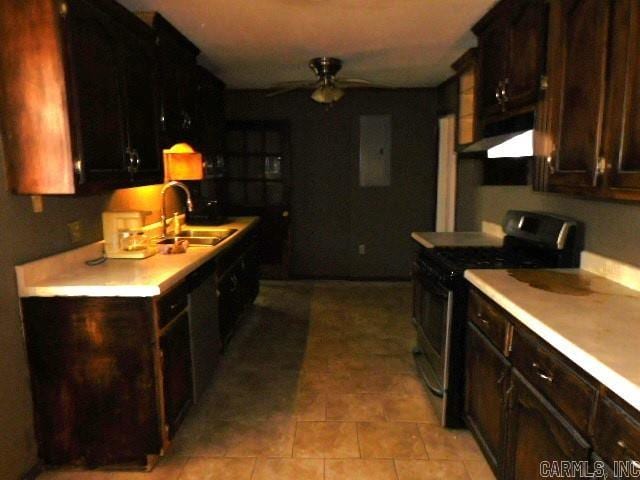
160;181;194;238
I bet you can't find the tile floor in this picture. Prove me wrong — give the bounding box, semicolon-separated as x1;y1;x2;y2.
38;281;495;480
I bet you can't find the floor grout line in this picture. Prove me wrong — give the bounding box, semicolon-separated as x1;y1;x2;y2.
392;458;400;480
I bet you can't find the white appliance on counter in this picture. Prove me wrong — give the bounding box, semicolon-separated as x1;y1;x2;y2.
102;210;156;259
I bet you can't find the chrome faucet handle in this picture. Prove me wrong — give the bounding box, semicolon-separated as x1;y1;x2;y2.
160;181;194;238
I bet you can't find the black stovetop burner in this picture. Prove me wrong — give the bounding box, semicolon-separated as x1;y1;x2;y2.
432;245;551;271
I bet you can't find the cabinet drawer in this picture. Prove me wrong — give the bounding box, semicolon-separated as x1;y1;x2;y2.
511;327;596;435
157;282;188;330
593;392;640;469
468;288;510;352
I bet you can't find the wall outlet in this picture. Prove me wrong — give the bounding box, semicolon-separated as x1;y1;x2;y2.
67;220;82;243
31;195;44;213
358;244;366;255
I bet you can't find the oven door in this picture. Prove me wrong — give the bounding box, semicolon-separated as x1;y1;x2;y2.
412;260;454;423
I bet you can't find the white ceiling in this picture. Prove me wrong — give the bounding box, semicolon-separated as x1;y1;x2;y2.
118;0;496;89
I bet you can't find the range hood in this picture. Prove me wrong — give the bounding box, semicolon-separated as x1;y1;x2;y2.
462;113;534;158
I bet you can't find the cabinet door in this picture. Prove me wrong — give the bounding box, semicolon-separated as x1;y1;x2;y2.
120;28;161;183
194;67;225;155
477;17;509;120
505;371;590;479
188;262;222;401
505;0;547;110
157;54;181;145
66;0;128;185
160;311;193;438
465;322;509;476
546;0;610;193
602;0;640;197
22;296;160;467
157;48;198;147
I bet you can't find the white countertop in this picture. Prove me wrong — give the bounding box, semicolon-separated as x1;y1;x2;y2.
411;231;504;249
15;217;259;298
465;268;640;412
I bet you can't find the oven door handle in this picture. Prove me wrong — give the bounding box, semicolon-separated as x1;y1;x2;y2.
413;349;445;398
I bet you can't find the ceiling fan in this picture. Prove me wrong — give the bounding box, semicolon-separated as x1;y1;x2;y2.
267;57;390;104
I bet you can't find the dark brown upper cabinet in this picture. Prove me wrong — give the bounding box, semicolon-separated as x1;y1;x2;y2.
0;0;162;195
194;65;226;156
138;12;201;149
541;0;609;196
538;0;640;201
601;0;640;199
473;0;547;126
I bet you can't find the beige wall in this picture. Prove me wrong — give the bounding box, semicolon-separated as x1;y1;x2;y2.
0;137;104;478
0;136;181;478
456;158;640;266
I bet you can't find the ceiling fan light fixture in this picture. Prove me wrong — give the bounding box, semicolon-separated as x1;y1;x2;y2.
311;84;344;104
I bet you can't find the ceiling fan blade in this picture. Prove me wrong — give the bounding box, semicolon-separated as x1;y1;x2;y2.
266;81;319;97
335;78;394;89
336;78;372;85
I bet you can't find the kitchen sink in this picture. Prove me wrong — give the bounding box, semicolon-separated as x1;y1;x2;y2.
180;228;237;238
156;228;238;247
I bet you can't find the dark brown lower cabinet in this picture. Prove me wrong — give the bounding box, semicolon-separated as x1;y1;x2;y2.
465;322;509;476
21;284;195;469
159;311;192;439
22;297;160;468
504;370;590;479
465;287;640;480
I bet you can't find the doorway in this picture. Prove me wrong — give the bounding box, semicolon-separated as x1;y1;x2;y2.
222;121;292;278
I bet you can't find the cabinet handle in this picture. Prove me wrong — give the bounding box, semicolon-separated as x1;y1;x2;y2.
616;440;640;468
546;155;555;175
59;1;68;17
126;148;137;178
531;362;553;383
476;311;490;326
74;159;85;184
596;157;608;175
501;78;510;104
593;156;609;187
539;74;548;92
182;111;192;130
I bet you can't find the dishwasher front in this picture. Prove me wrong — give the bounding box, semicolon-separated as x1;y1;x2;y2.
187;260;221;402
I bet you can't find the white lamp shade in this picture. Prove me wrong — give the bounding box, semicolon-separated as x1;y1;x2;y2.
163;143;204;181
